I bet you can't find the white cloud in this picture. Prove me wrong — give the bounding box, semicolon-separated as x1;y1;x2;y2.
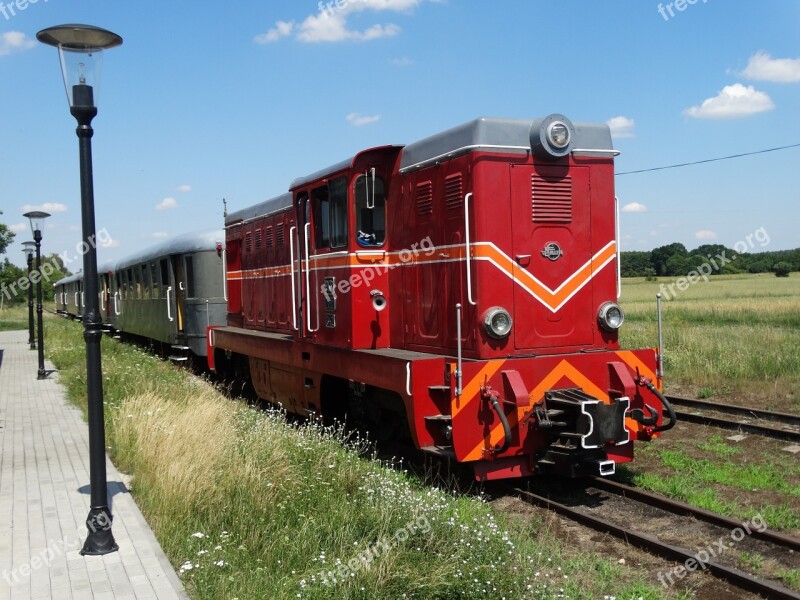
9;222;27;234
20;203;68;214
98;237;121;248
254;20;295;44
257;0;422;44
156;197;178;211
606;116;635;139
177;184;192;193
622;202;647;213
695;230;718;240
346;112;381;126
145;231;169;239
740;51;800;83
390;57;413;67
684;83;774;120
0;32;36;57
297;12;399;42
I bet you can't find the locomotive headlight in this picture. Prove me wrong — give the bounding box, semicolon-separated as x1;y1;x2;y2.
484;307;513;339
530;113;575;160
598;302;624;332
547;121;571;149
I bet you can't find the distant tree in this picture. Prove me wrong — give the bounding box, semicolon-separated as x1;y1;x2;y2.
620;251;651;277
773;262;792;278
0;258;26;306
665;254;695;277
40;252;69;302
650;243;687;275
0;222;14;256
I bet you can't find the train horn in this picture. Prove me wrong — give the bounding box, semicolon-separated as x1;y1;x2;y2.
370;290;387;312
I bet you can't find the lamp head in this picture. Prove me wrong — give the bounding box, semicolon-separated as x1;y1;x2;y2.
23;211;51;239
36;25;122;113
22;241;36;260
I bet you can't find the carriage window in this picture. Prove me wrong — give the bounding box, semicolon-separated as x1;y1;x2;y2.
160;259;169;292
355;173;386;246
150;262;160;299
185;256;196;298
134;266;142;299
125;269;133;299
141;263;151;299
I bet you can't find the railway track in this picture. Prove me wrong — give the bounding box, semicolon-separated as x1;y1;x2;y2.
511;480;800;600
665;395;800;443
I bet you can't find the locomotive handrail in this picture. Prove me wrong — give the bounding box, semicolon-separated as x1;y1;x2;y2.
100;290;105;312
464;193;477;306
399;144;530;174
289;226;298;331
571;148;621;156
406;362;411;397
74;292;78;306
166;286;174;322
113;292;120;316
615;196;621;298
222;249;228;302
304;223;318;333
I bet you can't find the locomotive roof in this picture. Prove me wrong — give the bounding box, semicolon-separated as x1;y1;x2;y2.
54;271;83;286
398;116;614;173
116;228;224;270
225;193;292;227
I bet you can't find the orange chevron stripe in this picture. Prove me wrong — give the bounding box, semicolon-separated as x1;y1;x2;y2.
451;359;506;419
615;350;660;390
463;359;611;462
228;240;615;313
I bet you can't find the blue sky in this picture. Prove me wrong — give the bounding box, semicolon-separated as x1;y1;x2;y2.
1;0;798;269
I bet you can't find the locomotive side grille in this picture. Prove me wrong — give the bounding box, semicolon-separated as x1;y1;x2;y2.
265;226;273;247
254;228;263;250
532;176;572;223
245;232;253;253
276;223;285;246
416;181;433;215
444;174;463;210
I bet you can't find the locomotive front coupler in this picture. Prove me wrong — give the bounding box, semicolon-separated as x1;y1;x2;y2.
634;375;677;434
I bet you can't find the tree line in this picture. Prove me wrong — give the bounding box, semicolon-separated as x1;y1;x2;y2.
621;243;799;279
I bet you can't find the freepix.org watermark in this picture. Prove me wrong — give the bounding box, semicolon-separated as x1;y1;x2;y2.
658;226;770;301
320;236;435;302
657;514;767;587
0;228;113;303
657;0;709;22
0;0;49;22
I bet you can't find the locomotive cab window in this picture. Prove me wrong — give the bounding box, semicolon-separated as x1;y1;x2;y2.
355;172;386;246
185;256;196;298
312;177;348;249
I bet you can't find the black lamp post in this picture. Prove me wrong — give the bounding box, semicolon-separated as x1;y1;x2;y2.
23;211;50;378
37;23;123;556
22;241;36;350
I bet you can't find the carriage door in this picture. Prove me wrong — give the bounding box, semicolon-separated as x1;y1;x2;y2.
169;255;186;333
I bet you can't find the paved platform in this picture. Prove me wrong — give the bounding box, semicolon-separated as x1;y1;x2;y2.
0;330;189;600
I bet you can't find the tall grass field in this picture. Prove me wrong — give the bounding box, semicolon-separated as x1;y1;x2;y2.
619;273;800;410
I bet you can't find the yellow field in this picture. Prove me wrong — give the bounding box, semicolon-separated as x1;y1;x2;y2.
619;273;800;411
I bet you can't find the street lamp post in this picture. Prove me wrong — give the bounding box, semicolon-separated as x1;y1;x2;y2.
22;241;36;350
23;211;50;379
37;23;123;556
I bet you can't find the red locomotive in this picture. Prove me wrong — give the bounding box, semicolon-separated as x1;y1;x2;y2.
211;114;674;481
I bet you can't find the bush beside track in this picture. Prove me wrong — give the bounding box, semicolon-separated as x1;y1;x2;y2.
41;313;678;600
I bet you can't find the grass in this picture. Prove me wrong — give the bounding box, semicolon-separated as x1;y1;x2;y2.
619;273;800;409
40;313;681;600
0;304;30;332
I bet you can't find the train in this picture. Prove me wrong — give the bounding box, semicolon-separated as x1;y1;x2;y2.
55;113;675;481
54;229;226;362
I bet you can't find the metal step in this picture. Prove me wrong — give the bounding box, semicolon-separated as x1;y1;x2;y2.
168;355;189;362
428;385;450;393
171;345;190;351
424;414;452;423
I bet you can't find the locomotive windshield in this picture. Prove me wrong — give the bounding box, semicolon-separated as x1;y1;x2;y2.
355;173;386;246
